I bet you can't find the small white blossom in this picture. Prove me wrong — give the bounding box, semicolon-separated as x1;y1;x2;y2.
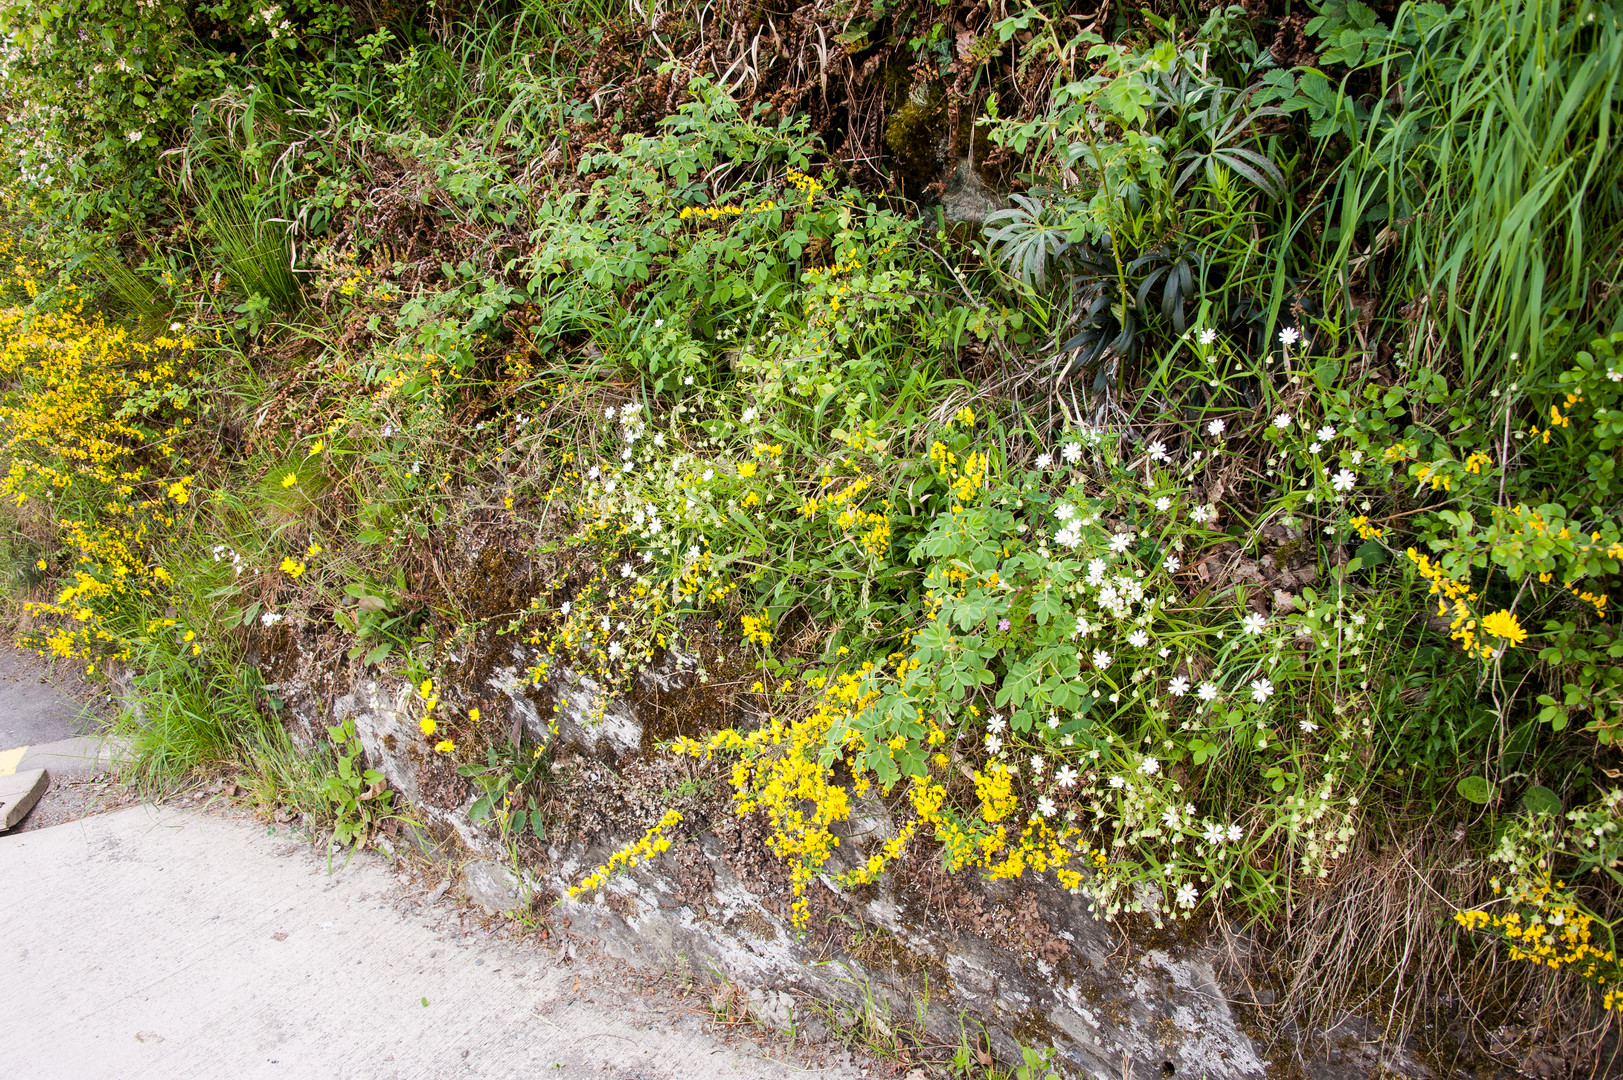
1062;442;1083;463
985;734;1003;754
1163;555;1181;573
1109;532;1133;554
1176;882;1199;908
1250;678;1275;703
1030;755;1045;773
1227;824;1244;843
1147;441;1169;463
1199;328;1217;345
1092;650;1113;670
1207;418;1226;438
654;318;665;328
1272;412;1292;429
1202;821;1225;845
1316;425;1337;442
1155;496;1171;511
1197;682;1219;702
1139;756;1161;776
1190;504;1213;524
1332;468;1357;492
987;714;1007;733
1242;612;1267;635
1037;796;1057;818
1168;676;1190;697
1279;326;1301;347
1300;720;1319;733
260;611;284;627
1055;503;1076;522
1128;629;1149;648
1307;441;1322;454
1056;765;1079;788
1036;452;1053;469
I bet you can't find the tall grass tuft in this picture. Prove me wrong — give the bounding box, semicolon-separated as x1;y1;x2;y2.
1326;0;1623;388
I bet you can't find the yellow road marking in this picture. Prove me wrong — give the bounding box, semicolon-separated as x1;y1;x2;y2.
0;745;26;777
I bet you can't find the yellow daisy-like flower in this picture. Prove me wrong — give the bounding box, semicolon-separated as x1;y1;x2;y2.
435;739;455;753
1482;609;1527;647
737;461;758;478
280;557;305;578
420;716;436;736
468;707;480;722
306;542;323;557
281;472;298;488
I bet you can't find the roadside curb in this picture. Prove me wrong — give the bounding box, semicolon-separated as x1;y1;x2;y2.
0;735;128;832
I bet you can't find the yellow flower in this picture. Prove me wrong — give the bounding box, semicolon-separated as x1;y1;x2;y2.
468;707;480;722
435;739;455;753
1482;609;1528;647
310;439;324;454
737;461;758;478
305;542;323;557
280;557;306;578
420;716;437;736
183;630;194;642
420;678;434;697
281;472;298;488
35;559;45;571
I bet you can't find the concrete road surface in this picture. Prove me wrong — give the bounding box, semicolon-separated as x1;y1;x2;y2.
0;804;860;1079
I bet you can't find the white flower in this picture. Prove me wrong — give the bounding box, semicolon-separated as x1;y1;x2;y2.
987;713;1007;733
605;407;616;418
1055;523;1083;548
741;407;757;423
607;641;625;660
1202;821;1225;845
1176;882;1199;908
684;375;694;385
1037;796;1057;818
654;318;665;328
1199;328;1217;345
1163;555;1181;573
1162;806;1183;829
1030;755;1045;773
1155;496;1171;511
1062;441;1083;464
1036;452;1053;470
1332;468;1357;492
260;611;284;627
169;322;184;332
1610;370;1623;383
1242;612;1267;635
1250;678;1275;703
1168;676;1190;697
1279;326;1301;347
1207;418;1226;438
1190;504;1213;524
1139;756;1161;776
1307;441;1322;454
1128;629;1149;648
1316;425;1337;442
1197;682;1218;702
1055;503;1076;522
701;468;714;481
1352;613;1367;626
126;129;143;143
1108;774;1126;788
1056;765;1078;788
1227;824;1244;843
1092;650;1113;670
620;562;635;577
985;734;1003;754
1073;614;1095;638
1147;441;1169;463
1158;646;1171;658
1109;532;1132;554
1272;412;1292;429
559;602;571;615
1300;720;1319;733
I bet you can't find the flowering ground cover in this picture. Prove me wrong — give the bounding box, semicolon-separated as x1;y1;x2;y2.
1;0;1622;1069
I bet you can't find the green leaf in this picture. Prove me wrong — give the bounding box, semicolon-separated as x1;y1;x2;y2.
1520;785;1563;817
1456;775;1494;805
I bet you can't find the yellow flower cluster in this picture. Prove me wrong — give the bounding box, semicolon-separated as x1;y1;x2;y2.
0;302;196;662
568;809;684;898
1405;548;1491;656
1455;875;1623;1010
740;611;773;647
785;169;823;205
